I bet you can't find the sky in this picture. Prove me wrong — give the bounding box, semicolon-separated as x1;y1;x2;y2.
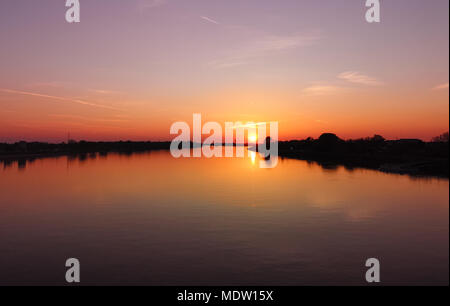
0;0;448;142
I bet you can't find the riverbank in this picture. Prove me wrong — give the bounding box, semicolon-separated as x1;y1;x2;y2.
0;141;171;160
276;135;448;178
1;137;448;178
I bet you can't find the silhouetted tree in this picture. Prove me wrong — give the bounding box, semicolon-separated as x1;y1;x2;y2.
318;133;341;145
432;132;449;143
371;134;385;143
317;133;343;152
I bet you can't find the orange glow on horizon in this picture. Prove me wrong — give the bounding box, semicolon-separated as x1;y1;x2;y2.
0;85;448;143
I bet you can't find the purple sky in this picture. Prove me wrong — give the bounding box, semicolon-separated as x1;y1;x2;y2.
0;0;448;142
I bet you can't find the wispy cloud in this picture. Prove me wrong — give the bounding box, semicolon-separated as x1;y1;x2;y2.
338;71;383;86
90;89;124;95
0;89;123;111
48;114;129;123
201;16;220;25
209;32;321;69
28;82;123;96
302;85;343;96
315;119;329;124
255;34;318;51
28;81;73;88
433;83;449;90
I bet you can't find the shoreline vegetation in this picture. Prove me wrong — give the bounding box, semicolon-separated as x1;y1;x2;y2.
275;133;448;178
1;132;448;178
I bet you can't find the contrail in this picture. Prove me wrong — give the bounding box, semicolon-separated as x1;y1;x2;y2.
0;88;123;111
201;16;220;25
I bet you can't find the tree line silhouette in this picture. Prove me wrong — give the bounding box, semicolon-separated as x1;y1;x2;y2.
0;132;448;177
277;132;448;177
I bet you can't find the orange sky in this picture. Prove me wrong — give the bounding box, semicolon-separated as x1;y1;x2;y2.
0;0;448;142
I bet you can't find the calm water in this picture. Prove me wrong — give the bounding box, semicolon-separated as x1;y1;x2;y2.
0;150;448;285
